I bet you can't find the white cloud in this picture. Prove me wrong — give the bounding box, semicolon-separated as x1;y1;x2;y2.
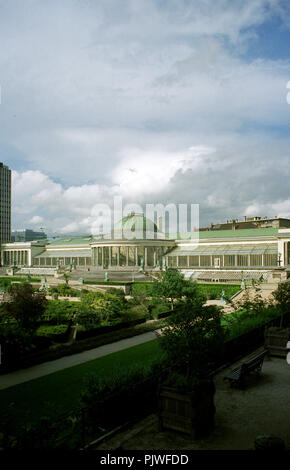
0;0;289;231
29;215;44;225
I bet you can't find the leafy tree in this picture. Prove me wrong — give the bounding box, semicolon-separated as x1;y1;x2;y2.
63;273;70;285
0;283;48;362
79;290;124;324
153;269;204;310
158;294;224;382
272;281;290;327
1;282;47;332
0;278;12;292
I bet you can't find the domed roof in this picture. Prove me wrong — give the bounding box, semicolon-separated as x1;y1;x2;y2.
112;213;159;240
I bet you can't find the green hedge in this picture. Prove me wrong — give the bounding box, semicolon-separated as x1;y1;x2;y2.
222;306;282;340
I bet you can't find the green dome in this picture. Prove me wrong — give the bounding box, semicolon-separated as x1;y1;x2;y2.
112;213;158;240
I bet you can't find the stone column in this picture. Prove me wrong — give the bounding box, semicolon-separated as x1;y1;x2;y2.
144;247;148;267
109;247;112;267
135;246;138;266
117;247;120;266
28;250;32;267
126;247;129;266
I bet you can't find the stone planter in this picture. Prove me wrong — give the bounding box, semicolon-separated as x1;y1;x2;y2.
264;327;290;357
157;378;215;439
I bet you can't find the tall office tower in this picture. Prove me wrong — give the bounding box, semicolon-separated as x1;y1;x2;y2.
0;162;11;243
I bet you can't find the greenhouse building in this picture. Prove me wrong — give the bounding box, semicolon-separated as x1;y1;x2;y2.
1;213;290;283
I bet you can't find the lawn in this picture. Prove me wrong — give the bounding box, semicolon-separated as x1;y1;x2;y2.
0;338;163;436
197;283;240;299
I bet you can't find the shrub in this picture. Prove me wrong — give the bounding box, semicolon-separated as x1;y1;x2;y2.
272;281;290;327
48;284;79;297
1;282;47;332
81;359;167;427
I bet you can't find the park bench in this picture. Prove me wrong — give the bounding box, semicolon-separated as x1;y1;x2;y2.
223;350;268;387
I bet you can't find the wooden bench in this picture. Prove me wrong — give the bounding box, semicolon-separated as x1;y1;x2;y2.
224;350;268;387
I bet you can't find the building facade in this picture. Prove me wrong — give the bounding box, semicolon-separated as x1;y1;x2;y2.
11;229;47;242
1;214;290;283
0;162;11;244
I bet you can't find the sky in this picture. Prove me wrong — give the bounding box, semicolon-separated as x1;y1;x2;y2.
0;0;290;235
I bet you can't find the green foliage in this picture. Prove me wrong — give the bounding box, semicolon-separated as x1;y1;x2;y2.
1;282;47;332
79;290;125;324
42;300;80;324
231;283;267;315
105;287;126;298
272;281;290;326
159;292;224;381
222;306;281;339
63;273;70;285
35;324;68;337
131;283;155;297
0;283;48;360
81;358;166;416
153;269;204;310
197;284;240;300
0;278;12;291
0;276;41;282
48;284;79;297
162;371;200;392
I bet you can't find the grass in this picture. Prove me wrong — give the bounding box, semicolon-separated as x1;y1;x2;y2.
0;338;163;436
197;283;240;299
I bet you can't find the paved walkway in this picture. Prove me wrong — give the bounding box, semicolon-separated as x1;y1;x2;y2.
96;353;290;450
0;330;161;391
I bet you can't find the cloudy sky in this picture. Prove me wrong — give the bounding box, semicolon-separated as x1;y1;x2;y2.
1;0;290;235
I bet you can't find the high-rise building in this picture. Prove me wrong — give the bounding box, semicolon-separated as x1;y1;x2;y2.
0;162;11;244
11;228;47;242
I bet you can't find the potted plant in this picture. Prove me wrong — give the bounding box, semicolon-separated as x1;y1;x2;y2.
265;281;290;357
157;288;224;439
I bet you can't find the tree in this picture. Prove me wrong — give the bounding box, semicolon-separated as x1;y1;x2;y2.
0;283;48;363
272;281;290;327
158;295;224;383
63;273;70;286
153;269;203;310
1;282;47;332
79;290;124;324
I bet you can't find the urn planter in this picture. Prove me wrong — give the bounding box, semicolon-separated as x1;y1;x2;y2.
264;327;290;357
157;378;215;439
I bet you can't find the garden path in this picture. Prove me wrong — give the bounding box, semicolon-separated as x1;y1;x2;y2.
0;329;162;391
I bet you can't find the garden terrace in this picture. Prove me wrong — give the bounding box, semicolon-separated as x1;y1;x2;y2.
95;352;290;451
